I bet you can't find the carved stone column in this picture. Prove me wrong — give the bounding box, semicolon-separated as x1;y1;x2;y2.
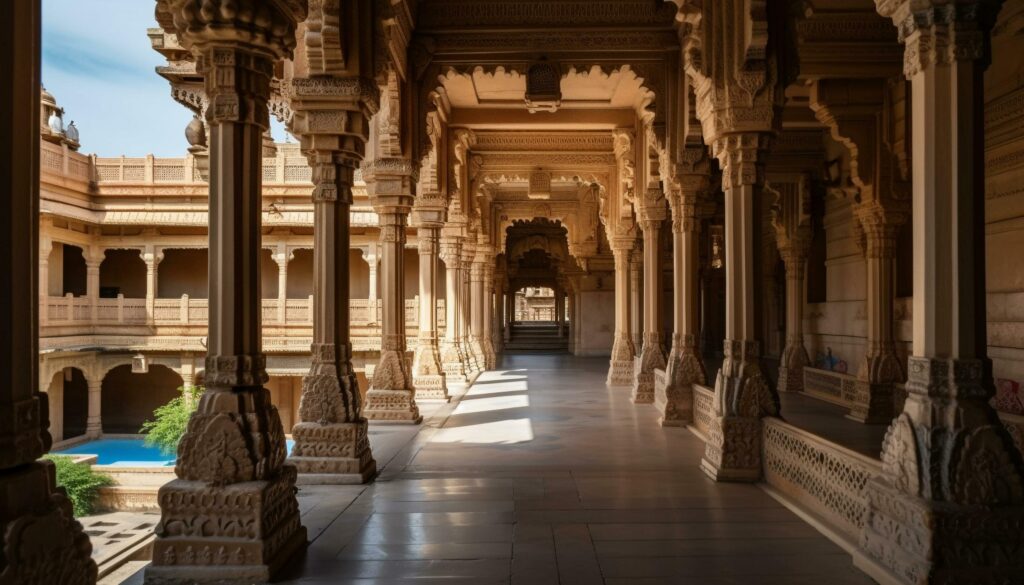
482;262;497;368
460;243;481;373
0;10;98;571
365;244;379;324
285;77;379;484
146;3;306;581
768;180;812;395
143;245;161;324
469;258;488;371
607;237;637;385
701;133;778;483
629;246;643;354
439;236;467;381
39;236;51;327
657;188;707;426
85;377;102;439
857;3;1024;583
85;248;102;323
503;289;513;343
0;7;96;575
410;214;449;401
849;202;907;423
272;244;289;324
491;268;505;356
632;190;668;404
363;159;421;423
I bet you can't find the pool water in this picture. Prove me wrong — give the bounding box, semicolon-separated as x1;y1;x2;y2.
54;438;296;467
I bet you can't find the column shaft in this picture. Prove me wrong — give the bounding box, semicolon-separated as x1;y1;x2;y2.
411;226;448;400
701;133;777;483
848;213;904;422
363;164;420;423
658;196;707;426
86;379;102;438
288;149;375;482
633;206;667;404
439;238;467;381
608;241;636;385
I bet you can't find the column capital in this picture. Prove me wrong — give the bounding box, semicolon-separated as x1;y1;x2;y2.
638;187;668;226
875;0;1002;77
854;199;909;258
712;132;771;190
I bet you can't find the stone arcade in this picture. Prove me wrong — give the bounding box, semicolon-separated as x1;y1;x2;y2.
2;0;1024;583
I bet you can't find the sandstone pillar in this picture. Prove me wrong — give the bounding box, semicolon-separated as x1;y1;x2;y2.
607;238;637;385
366;244;379;323
39;237;51;326
273;244;289;324
657;190;707;425
0;8;96;579
143;245;161;324
491;272;504;356
85;248;102;323
629;247;643;353
469;259;487;371
503;289;513;343
701;133;778;482
769;180;812;395
410;218;449;401
460;244;481;373
849;203;907;422
363;160;421;423
857;2;1024;582
439;236;468;381
632;190;668;404
283;76;379;485
482;262;497;368
85;377;102;439
146;3;307;581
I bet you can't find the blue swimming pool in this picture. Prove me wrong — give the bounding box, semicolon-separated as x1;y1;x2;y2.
54;438;296;467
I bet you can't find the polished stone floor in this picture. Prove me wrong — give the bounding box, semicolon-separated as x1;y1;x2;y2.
264;354;874;585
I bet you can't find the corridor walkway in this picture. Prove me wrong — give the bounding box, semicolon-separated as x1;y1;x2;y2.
275;354;874;584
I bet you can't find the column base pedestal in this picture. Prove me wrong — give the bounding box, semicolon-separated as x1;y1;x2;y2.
700;416;762;482
364;389;423;424
632;368;656;404
632;341;666;404
607;359;634;386
0;461;97;584
654;372;693;427
857;476;1024;585
288;421;377;483
145;467;307;584
776;365;804;394
656;343;705;426
413;375;450;402
847;380;896;424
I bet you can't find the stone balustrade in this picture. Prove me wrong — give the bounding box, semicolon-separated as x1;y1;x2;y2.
39;139;365;188
42;295;443;332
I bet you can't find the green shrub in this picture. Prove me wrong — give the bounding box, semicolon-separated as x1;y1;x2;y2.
43;455;113;517
141;384;204;456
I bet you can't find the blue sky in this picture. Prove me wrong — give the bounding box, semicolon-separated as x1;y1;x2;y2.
42;0;288;157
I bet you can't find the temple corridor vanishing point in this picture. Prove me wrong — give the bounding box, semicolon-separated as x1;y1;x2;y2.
2;0;1024;584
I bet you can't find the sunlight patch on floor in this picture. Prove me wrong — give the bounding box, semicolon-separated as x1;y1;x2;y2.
429;418;536;444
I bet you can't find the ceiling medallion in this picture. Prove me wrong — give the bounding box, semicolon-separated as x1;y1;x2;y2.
525;60;561;113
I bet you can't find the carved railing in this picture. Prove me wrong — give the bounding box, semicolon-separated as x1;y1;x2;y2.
803;367;858;408
40;141;95;183
43;295;429;331
762;417;882;544
692;384;715;440
87;145;314;186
